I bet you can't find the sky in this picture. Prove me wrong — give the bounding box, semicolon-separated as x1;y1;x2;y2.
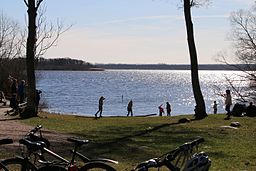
1;0;254;64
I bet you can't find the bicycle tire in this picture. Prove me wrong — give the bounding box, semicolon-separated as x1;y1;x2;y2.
79;162;116;171
37;165;67;171
0;157;37;171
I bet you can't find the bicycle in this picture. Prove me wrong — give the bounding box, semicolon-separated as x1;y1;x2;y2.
26;125;118;170
132;137;211;171
0;138;13;171
1;126;117;171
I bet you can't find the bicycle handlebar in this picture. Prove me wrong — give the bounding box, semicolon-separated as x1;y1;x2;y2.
190;137;204;147
28;125;42;135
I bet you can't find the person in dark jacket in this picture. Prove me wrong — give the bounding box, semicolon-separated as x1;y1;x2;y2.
127;100;133;116
95;96;105;118
35;89;42;113
166;102;172;116
18;80;25;103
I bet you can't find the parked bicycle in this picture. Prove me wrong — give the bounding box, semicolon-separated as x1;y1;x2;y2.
0;138;13;171
133;137;211;171
1;126;118;171
0;125;211;171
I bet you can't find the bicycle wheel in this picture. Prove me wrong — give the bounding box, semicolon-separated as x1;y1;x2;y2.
79;162;116;171
0;157;37;171
37;165;67;171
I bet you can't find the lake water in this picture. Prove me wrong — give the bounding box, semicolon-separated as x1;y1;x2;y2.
37;70;244;117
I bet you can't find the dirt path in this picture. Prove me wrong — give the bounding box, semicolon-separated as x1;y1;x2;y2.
0;106;71;157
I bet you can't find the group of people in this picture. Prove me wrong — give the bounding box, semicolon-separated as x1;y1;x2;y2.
158;102;172;116
3;76;42;114
213;89;256;119
94;96;172;118
9;77;26;112
95;89;256;119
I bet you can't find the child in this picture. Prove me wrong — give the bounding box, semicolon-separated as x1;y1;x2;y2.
158;104;164;116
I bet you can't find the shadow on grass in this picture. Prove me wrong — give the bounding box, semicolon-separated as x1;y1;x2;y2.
71;120;208;163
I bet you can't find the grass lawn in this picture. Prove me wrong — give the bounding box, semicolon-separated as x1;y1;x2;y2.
20;112;256;171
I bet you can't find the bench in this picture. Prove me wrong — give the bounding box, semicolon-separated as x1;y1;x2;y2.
0;91;7;106
6;102;27;116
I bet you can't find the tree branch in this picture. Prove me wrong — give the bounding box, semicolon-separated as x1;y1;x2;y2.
23;0;28;7
36;0;44;10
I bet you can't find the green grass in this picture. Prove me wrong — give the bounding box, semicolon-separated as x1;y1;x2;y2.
19;112;256;170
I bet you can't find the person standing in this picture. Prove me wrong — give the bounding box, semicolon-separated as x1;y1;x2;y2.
11;78;17;94
213;101;217;114
127;100;133;116
225;90;232;119
166;102;171;116
95;96;105;118
158;104;164;116
35;89;42;114
18;80;26;103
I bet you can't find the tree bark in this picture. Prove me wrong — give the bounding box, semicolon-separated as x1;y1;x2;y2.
24;0;37;117
184;0;207;119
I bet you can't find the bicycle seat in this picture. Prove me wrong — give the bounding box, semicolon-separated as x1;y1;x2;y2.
67;137;89;146
0;138;13;145
19;138;46;151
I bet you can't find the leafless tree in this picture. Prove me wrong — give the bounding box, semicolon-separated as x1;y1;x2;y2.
0;13;26;94
34;6;72;58
23;0;71;117
183;0;210;119
217;3;256;103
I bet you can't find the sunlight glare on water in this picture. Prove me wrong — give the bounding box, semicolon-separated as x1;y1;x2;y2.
37;70;245;116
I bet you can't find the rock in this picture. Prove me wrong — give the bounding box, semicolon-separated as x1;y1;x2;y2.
230;122;241;127
178;118;191;123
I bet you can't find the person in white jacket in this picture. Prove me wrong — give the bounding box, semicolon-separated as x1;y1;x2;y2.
225;90;232;119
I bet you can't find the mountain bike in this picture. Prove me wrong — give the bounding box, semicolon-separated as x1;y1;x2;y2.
133;137;211;171
3;138;117;171
27;125;118;170
1;126;117;171
0;138;13;171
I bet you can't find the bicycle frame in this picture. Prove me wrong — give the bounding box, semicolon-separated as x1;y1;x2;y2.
133;137;208;171
71;150;118;165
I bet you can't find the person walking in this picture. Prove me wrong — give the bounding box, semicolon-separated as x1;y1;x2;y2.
225;90;232;119
127;100;133;116
95;96;105;118
166;102;171;116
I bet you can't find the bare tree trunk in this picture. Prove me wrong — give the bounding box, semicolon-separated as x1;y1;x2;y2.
184;0;207;119
24;0;38;117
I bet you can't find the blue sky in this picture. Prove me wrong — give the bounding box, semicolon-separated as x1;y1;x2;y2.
1;0;254;64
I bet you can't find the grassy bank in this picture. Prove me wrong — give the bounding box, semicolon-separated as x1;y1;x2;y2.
20;112;256;171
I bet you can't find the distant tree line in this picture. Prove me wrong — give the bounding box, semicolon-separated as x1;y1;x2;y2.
97;63;256;71
36;57;103;71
